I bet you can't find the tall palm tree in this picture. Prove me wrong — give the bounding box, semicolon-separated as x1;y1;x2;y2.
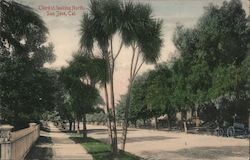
119;2;163;151
80;0;122;155
80;0;163;153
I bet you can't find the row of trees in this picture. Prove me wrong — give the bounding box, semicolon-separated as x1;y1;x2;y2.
116;0;250;132
0;0;106;136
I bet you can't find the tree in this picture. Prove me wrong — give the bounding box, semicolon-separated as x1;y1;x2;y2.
130;73;156;127
60;53;106;138
145;65;175;129
116;94;141;127
120;2;163;150
80;0;163;152
0;0;55;129
80;0;123;153
172;0;250;127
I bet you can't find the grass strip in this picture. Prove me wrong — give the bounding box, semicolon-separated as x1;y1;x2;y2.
69;134;141;160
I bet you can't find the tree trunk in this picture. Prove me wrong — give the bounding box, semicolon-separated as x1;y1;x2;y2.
195;110;200;127
73;121;75;131
109;72;118;155
182;111;187;133
77;119;80;134
155;116;158;129
82;114;87;138
101;45;118;156
134;121;137;128
121;83;132;151
183;121;187;133
168;117;171;130
69;121;72;131
248;108;250;135
105;51;118;155
104;83;113;144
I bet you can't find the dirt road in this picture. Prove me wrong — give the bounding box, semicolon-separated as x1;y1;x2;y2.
86;125;249;160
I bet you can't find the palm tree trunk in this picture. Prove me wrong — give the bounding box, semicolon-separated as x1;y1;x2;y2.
104;83;113;144
121;83;132;151
109;71;118;155
104;49;118;155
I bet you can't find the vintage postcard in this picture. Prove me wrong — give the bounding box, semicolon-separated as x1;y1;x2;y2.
0;0;249;159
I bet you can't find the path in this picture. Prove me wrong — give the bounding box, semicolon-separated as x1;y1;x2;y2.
86;124;249;160
48;122;93;160
26;123;92;160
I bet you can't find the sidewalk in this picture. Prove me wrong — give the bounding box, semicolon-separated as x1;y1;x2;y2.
48;122;93;160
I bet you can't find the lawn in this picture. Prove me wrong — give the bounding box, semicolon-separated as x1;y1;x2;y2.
69;134;141;160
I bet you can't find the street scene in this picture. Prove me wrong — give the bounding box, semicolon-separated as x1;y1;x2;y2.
0;0;249;160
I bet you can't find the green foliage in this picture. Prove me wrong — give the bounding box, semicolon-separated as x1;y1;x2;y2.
172;0;250;106
59;53;106;120
120;2;163;63
86;112;107;123
145;65;172;112
0;0;55;65
0;1;56;128
128;0;250;125
80;0;163;63
116;94;143;124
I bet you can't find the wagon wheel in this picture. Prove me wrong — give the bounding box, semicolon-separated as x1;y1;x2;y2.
227;126;235;137
216;128;224;136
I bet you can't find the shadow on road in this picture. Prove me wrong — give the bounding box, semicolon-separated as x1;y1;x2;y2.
142;145;249;160
126;136;177;143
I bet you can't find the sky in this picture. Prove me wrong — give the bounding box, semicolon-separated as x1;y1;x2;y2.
15;0;250;102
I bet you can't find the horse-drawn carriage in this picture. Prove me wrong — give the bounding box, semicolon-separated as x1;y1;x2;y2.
216;122;248;137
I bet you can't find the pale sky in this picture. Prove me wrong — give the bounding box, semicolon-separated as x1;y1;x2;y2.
16;0;249;102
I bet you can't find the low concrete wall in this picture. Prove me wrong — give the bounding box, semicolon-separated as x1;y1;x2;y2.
0;123;40;160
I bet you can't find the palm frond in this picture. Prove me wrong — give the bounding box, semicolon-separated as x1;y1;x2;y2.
120;2;163;63
80;13;94;52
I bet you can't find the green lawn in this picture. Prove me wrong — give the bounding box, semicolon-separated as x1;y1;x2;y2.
69;134;141;160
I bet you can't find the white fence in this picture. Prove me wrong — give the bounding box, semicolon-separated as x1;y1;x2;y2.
0;123;40;160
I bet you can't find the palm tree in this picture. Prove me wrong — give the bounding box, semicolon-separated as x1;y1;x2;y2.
121;2;163;150
119;2;163;150
80;0;163;153
80;0;123;155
